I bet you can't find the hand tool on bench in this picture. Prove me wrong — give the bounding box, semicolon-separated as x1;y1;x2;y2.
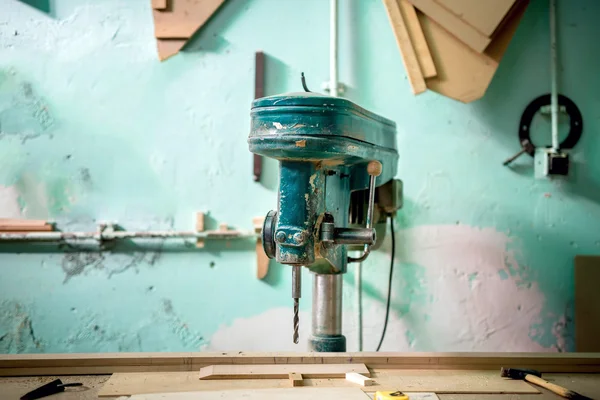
248;74;403;350
501;367;593;400
20;379;83;400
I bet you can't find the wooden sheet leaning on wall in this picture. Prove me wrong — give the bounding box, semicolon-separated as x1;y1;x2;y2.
420;0;529;103
575;255;600;351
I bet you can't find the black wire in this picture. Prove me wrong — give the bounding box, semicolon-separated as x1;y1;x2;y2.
376;215;395;352
301;72;311;92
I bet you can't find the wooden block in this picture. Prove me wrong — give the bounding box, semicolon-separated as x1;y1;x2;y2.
152;0;168;10
408;0;491;53
382;0;427;94
420;0;528;103
434;0;517;37
153;0;226;39
198;364;370;380
345;372;374;387
576;255;600;351
398;0;437;78
195;212;205;248
0;225;53;232
0;219;53;232
126;387;370;400
288;372;303;387
0;219;48;226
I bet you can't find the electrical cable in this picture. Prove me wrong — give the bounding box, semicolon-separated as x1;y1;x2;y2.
376;215;395;352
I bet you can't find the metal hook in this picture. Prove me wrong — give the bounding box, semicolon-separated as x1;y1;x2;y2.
301;72;311;92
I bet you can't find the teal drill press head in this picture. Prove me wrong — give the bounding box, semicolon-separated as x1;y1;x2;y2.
249;91;402;274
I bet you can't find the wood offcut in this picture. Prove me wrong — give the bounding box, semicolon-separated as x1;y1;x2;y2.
288;372;303;387
150;0;227;60
198;364;370;380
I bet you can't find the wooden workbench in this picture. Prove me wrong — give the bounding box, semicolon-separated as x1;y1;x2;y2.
1;352;599;399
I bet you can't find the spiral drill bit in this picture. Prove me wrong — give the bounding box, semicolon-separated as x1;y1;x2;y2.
292;265;301;344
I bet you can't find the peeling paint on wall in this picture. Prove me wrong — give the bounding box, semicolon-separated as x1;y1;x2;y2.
0;69;55;143
61;250;163;283
0;301;44;353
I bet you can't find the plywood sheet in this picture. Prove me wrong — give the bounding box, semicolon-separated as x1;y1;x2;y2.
421;0;528;103
382;0;427;94
399;0;437;78
434;0;517;37
408;0;491;52
98;370;539;397
575;255;600;351
199;363;370;380
128;387;370;400
152;0;226;39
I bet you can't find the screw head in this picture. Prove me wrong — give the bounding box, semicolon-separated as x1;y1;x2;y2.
293;232;305;244
275;231;286;243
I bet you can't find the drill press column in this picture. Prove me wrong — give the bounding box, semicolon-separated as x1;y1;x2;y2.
248;87;402;352
311;273;344;352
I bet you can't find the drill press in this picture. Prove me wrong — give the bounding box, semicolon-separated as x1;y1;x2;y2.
248;82;402;352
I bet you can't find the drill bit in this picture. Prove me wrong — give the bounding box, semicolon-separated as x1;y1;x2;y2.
292;265;301;344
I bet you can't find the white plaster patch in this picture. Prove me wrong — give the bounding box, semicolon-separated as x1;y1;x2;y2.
207;307;311;351
0;185;22;218
345;224;551;352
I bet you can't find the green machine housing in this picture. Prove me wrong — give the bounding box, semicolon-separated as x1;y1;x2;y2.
248;91;402;352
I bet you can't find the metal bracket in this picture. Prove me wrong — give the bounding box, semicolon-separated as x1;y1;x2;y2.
321;81;346;95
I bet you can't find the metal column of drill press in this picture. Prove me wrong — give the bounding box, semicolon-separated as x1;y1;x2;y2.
248;89;402;352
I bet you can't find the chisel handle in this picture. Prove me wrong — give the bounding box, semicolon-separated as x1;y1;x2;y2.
525;374;593;400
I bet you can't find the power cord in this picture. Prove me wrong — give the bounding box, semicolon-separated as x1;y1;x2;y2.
376;215;395;351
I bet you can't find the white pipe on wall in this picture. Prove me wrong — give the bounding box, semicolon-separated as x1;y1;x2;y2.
329;0;339;97
550;0;559;151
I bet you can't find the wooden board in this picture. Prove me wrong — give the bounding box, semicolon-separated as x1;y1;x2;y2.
152;0;226;39
198;364;370;380
98;370;539;397
289;372;303;387
434;0;517;37
575;255;600;351
382;0;427;94
421;0;528;103
0;219;53;232
127;387;370;400
399;0;437;78
408;0;491;53
5;352;600;377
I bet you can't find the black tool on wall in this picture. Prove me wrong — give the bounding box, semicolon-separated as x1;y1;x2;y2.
503;93;583;176
20;379;83;400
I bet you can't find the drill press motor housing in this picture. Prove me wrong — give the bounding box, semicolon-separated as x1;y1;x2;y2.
249;91;402;352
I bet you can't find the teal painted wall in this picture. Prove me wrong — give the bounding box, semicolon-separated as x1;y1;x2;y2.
1;0;599;353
